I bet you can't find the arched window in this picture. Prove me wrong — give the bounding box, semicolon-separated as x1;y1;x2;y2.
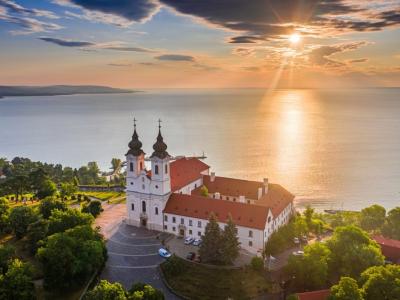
165;164;168;174
129;162;134;172
155;207;159;215
155;165;159;175
249;230;253;238
140;161;143;170
142;201;146;212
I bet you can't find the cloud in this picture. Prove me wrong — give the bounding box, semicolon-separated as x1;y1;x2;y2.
308;41;370;67
108;63;133;67
228;35;267;44
233;47;256;57
192;63;220;71
155;54;195;62
348;58;368;63
38;37;155;53
0;0;59;19
55;0;160;26
139;62;157;66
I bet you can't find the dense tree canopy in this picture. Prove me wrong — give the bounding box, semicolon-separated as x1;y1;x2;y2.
220;215;240;265
39;197;67;219
359;205;386;232
37;225;106;290
82;200;103;218
360;265;400;300
0;259;35;300
84;280;127;300
9;206;38;239
47;208;93;235
329;277;364;300
0;197;10;232
381;207;400;240
326;225;384;280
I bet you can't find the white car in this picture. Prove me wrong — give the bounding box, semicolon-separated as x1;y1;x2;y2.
193;238;202;246
158;248;171;258
184;237;195;245
292;250;304;256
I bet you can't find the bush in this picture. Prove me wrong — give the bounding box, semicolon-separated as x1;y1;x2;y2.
250;256;264;271
39;197;67;219
82;200;103;218
0;259;35;300
9;206;38;238
162;255;186;276
84;280;127;300
48;208;93;235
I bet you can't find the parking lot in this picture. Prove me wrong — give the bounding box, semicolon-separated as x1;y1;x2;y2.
100;222;179;299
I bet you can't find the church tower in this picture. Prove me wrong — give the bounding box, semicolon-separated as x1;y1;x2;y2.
149;120;171;195
126;118;145;193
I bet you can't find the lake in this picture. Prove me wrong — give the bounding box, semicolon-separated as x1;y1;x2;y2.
1;88;399;211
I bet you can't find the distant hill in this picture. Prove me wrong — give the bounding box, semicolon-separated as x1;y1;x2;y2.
0;85;136;98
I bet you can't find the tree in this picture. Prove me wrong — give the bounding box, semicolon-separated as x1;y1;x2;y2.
59;182;78;200
329;277;364;300
199;213;222;264
26;218;49;254
0;197;10;232
9;206;38;238
200;185;208;197
359;264;400;300
111;158;122;173
0;245;15;272
294;217;308;237
220;214;240;265
82;200;103;218
265;220;296;256
250;256;264;271
36;179;57;199
359;205;386;232
381;207;400;239
84;280;127;300
0;259;35;300
48;208;93;235
39;197;67;219
303;205;314;227
37;225;106;290
326;225;384;280
161;255;186;277
129;282;164;300
286;242;331;291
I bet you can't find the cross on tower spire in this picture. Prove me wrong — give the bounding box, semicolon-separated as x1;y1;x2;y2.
133;117;137;130
158;118;162;131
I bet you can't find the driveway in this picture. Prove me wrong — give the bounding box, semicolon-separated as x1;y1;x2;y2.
100;222;179;299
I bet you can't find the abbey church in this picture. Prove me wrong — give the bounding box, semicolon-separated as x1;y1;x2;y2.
126;121;294;254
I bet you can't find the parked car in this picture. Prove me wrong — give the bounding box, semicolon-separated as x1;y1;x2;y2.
292;250;304;256
193;238;202;246
184;237;195;245
293;237;300;244
158;248;171;258
186;252;196;260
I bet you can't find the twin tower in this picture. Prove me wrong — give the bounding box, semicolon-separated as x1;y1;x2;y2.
125;120;172;229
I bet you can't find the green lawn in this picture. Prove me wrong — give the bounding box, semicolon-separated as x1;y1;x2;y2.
80;191;124;201
161;260;272;300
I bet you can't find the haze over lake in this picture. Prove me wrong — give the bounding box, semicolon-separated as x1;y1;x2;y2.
1;88;399;211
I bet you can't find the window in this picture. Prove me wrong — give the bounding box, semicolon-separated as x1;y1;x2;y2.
155;207;159;215
194;184;197;188
140;161;143;170
142;184;145;190
249;241;253;247
165;164;168;174
189;220;193;226
155;185;158;189
164;225;167;230
268;216;271;223
130;162;133;172
164;215;168;222
249;230;253;238
198;231;201;236
142;201;146;212
172;217;176;223
233;198;236;201
189;230;192;235
181;218;184;225
172;227;176;232
130;182;133;185
155;165;159;175
198;221;202;228
131;203;134;211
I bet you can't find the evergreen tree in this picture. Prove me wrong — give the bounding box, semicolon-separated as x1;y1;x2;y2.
199;212;222;264
221;214;240;265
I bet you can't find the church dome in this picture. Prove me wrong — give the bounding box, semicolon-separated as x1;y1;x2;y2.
126;122;144;156
151;127;169;159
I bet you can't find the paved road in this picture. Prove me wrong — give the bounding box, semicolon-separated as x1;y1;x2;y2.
100;222;180;299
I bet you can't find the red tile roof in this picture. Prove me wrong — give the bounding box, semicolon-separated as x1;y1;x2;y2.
297;289;330;300
202;175;264;199
170;158;209;192
163;193;270;230
373;236;400;263
256;184;295;217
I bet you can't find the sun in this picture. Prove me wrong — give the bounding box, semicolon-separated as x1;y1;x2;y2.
289;33;301;44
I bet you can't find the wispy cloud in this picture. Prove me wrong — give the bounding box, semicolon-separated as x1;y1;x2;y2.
155;54;195;62
39;37;156;53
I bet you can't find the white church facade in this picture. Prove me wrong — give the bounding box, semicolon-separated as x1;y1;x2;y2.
126;121;295;254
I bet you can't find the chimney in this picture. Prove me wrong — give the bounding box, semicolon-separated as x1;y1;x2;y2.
239;195;245;203
263;178;269;194
210;172;216;182
214;192;220;199
258;187;263;199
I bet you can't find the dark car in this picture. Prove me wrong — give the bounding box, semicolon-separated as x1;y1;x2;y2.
186;252;196;260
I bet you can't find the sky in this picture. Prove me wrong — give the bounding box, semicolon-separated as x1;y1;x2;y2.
0;0;399;88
